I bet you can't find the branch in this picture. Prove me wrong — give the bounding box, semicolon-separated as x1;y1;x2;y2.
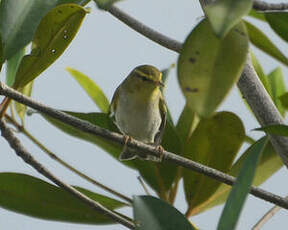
252;195;288;230
0;118;135;229
253;0;288;11
1;83;288;210
107;4;288;168
4;114;132;204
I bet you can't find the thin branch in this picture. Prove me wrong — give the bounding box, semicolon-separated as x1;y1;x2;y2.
106;4;288;168
4;114;132;204
0;119;135;229
252;195;288;230
137;176;151;196
253;0;288;11
107;6;182;53
1;83;288;210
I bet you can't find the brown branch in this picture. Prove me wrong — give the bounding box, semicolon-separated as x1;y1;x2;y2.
0;82;288;210
253;0;288;11
0;118;135;229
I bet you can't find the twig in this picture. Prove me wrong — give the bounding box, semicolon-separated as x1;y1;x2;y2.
253;0;288;11
106;4;288;168
0;83;288;210
4;114;132;204
0;119;135;229
137;176;151;196
252;195;288;230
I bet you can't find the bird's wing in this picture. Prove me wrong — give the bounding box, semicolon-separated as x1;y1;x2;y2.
108;86;120;120
154;93;167;146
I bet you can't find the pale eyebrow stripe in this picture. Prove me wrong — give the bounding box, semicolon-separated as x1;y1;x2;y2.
134;69;151;79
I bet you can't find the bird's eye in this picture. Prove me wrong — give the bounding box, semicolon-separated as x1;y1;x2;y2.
141;76;149;81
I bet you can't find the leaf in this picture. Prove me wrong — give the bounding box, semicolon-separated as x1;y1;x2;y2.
134;120;182;194
58;0;91;6
190;138;282;215
133;195;195;230
66;67;110;113
267;67;286;116
13;4;88;89
204;0;252;38
279;92;288;109
94;0;122;10
0;0;59;60
0;173;127;224
217;138;267;230
183;112;245;215
176;103;197;142
255;124;288;136
178;19;248;118
6;47;26;87
265;12;288;42
244;21;288;66
14;81;34;124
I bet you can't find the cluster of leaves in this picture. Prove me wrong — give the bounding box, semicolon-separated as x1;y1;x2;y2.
0;0;288;229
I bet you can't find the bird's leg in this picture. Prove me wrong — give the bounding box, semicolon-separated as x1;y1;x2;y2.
154;145;164;162
122;135;132;150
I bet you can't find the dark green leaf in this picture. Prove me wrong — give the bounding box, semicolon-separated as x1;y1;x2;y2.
183;112;245;215
255;124;288;136
94;0;121;10
191;138;282;215
279;92;288;109
217;138;267;230
6;47;25;86
248;9;266;21
13;4;88;89
267;67;286;116
244;21;288;66
266;12;288;42
0;173;127;224
205;0;252;37
133;195;195;230
58;0;91;6
66;67;110;113
178;19;248;117
0;0;59;59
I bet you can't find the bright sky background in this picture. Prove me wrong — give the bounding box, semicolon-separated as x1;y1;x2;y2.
0;0;288;229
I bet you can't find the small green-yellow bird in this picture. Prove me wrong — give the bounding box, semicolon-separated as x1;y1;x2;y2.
109;65;167;161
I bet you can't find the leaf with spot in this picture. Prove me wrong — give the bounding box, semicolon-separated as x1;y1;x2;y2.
244;21;288;66
183;112;245;216
204;0;252;37
178;19;248;118
133;195;196;230
265;12;288;43
0;173;127;224
13;4;88;89
66;67;110;113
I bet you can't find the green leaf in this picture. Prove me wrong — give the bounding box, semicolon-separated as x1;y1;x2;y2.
13;4;88;89
94;0;122;10
265;12;288;42
178;19;248;118
183;112;245;215
250;52;271;95
58;0;91;6
133;195;195;230
6;47;26;87
204;0;252;38
134;120;182;195
279;92;288;109
0;173;127;224
255;124;288;136
248;9;266;22
66;67;110;113
267;67;286;116
217;138;267;230
14;81;34;124
244;21;288;66
190;138;282;215
0;0;59;60
176;103;197;142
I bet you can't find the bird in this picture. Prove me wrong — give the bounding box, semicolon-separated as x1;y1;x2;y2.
109;65;167;161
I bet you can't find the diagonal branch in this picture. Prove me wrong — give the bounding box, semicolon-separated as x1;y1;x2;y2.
253;0;288;11
0;118;135;229
0;82;288;210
